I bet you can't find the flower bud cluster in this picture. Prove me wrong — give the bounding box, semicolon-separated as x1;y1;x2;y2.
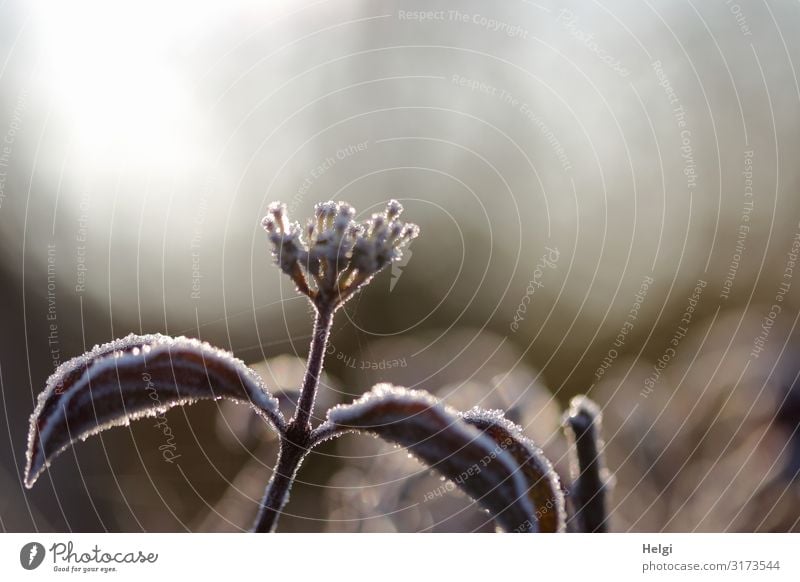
262;199;418;307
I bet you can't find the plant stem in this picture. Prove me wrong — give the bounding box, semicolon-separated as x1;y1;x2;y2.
251;431;308;532
252;304;335;532
293;305;334;430
563;396;609;533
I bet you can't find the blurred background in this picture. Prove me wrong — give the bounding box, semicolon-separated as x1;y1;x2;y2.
1;0;800;532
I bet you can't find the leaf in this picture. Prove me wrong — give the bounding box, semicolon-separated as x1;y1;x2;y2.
562;395;610;533
25;333;284;488
461;408;566;533
326;384;538;532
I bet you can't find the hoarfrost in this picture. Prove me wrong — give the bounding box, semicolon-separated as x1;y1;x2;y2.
25;333;284;487
461;407;566;533
326;383;538;532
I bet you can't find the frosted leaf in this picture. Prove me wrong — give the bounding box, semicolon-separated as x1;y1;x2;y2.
461;407;565;533
25;333;284;488
326;383;538;532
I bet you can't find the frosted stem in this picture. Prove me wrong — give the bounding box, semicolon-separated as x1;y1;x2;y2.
564;397;609;533
251;431;308;532
252;303;335;532
292;305;334;431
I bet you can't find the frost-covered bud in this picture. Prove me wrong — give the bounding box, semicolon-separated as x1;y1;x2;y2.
314;201;337;232
350;200;418;278
400;223;419;241
366;214;386;244
333;204;354;233
386;199;403;219
262;198;419;308
265;223;304;275
262;202;289;234
261;204;311;296
388;222;403;240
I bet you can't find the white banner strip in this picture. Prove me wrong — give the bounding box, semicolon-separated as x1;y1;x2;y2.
1;533;798;581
